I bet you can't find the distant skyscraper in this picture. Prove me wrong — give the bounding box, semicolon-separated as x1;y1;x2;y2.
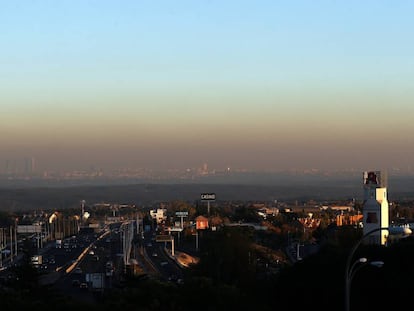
31;157;35;173
362;170;389;245
199;163;208;175
5;159;17;174
24;157;35;174
5;160;10;174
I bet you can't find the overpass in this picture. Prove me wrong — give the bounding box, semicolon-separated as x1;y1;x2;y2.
224;222;268;230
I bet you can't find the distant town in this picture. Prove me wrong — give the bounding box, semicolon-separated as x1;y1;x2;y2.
1;170;414;310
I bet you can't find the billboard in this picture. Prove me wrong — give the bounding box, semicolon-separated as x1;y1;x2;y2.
201;193;216;201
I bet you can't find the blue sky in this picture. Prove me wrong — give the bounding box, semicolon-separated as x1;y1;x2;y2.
1;1;414;172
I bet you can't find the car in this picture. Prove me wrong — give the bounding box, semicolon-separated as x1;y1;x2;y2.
72;279;80;286
79;282;88;289
73;267;82;274
152;252;158;257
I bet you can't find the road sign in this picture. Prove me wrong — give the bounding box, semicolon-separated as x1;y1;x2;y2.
155;234;173;242
175;211;188;217
201;193;216;201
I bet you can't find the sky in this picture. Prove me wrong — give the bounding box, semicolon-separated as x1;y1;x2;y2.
1;0;414;173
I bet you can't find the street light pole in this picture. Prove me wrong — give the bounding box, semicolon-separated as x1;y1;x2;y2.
346;257;366;311
345;257;384;311
344;226;411;311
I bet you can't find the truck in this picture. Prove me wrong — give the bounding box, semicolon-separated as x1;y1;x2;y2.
85;273;105;291
55;239;62;248
30;255;42;266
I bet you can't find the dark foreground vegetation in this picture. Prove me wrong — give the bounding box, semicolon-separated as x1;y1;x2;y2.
2;224;414;311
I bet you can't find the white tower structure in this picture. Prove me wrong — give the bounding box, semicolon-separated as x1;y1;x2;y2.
362;170;389;245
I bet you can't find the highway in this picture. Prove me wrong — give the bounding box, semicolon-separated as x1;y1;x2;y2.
1;220;197;304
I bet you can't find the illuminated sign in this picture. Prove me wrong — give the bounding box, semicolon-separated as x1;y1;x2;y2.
201;193;216;201
196;216;209;230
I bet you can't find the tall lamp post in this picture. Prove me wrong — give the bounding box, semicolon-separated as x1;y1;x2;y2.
344;226;412;311
346;257;384;311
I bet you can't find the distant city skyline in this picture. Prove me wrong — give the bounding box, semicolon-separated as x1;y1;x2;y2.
2;1;414;173
1;156;413;177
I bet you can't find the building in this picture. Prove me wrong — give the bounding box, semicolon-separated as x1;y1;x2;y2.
362;170;389;245
150;208;167;224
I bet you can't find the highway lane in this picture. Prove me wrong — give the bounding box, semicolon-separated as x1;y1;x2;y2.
1;222;195;300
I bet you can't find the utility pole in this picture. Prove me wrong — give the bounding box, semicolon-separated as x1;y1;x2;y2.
0;228;4;267
81;200;85;228
9;225;13;263
195;230;199;251
14;220;18;258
